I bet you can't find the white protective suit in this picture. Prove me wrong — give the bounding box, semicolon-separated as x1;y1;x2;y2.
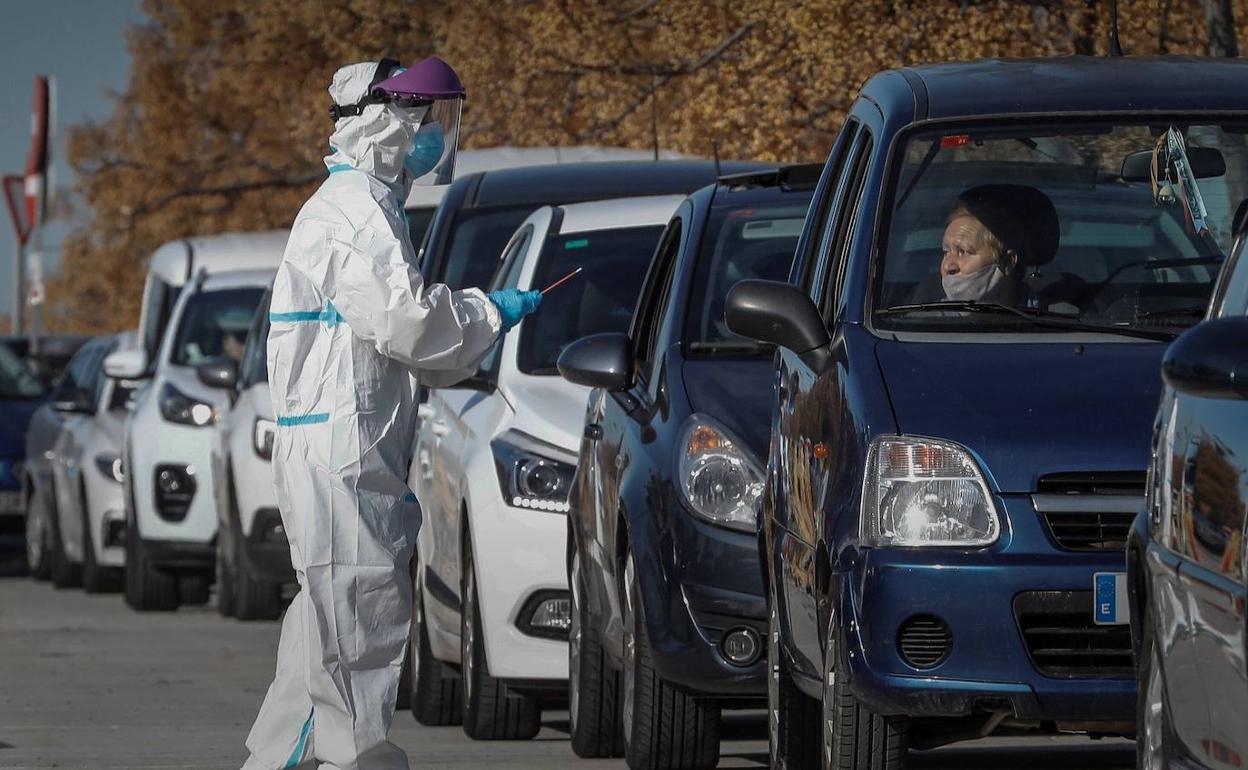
242;63;500;770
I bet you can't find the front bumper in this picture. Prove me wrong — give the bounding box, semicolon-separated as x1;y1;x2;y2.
841;495;1135;723
144;538;215;572
638;496;767;698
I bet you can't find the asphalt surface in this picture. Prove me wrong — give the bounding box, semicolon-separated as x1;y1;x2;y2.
0;541;1137;770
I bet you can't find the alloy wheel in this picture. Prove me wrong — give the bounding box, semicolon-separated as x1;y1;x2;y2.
25;495;44;570
768;595;782;767
462;567;476;707
1141;642;1166;770
569;551;583;734
621;553;636;749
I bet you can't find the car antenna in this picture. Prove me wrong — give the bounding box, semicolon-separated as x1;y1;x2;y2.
1107;0;1124;56
712;141;722;177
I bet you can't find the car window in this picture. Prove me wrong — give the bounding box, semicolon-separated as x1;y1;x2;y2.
240;293;272;389
799;120;859;291
475;227;535;382
87;339;119;408
812;127;873;313
685;198;811;347
874;121;1248;335
1210;239;1248;318
141;278;182;361
405;206;436;251
170;287;266;367
517;225;665;375
630;220;683;379
53;343;99;401
441;207;531;291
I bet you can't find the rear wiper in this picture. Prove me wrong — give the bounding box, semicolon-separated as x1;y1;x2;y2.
878;301;1177;341
686;341;775;355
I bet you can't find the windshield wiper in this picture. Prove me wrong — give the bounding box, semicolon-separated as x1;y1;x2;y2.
1135;306;1207;320
687;341;775;355
877;301;1177;341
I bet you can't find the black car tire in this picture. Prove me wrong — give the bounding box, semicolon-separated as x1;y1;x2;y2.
410;562;463;725
1137;605;1173;770
25;485;52;581
460;540;541;740
215;526;237;618
48;502;81;590
822;625;908;770
124;486;180;612
233;549;281;621
620;550;720;770
768;582;820;770
569;548;624;758
81;489;121;594
180;575;211;606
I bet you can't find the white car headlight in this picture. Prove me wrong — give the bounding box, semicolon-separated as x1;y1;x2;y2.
490;430;576;513
94;453;125;484
158;383;215;427
861;436;1000;547
676;416;764;533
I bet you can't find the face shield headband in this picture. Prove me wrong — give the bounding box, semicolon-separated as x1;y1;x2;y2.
329;58;435;122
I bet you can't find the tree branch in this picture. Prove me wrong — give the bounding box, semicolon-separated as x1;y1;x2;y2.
128;171;323;221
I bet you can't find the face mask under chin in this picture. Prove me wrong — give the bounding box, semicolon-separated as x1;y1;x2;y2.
942;264;1003;301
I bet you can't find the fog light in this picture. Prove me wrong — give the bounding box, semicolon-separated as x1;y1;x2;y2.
250;508;287;544
721;627;761;666
154;464;196;522
517;591;571;640
103;514;126;548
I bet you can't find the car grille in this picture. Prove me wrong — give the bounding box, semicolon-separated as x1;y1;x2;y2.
1034;471;1145;551
896;615;950;669
1014;591;1133;679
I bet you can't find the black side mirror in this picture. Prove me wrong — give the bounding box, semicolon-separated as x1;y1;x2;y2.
725;279;830;353
557;333;632;391
460;372;497;394
51;390;93;414
1162;316;1248;400
196;357;239;390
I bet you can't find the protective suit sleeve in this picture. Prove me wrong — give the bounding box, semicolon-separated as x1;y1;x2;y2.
324;218;501;376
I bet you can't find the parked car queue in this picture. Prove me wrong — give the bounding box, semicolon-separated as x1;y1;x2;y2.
8;54;1248;770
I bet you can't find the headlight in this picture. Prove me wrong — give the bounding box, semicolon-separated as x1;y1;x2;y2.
861;436;1000;547
94;453;125;484
676;416;763;533
158;383;215;427
490;430;576;513
253;417;276;460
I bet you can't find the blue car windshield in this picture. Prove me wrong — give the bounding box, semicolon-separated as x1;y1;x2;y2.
0;341;42;398
170;287;266;367
685;198;811;350
874;121;1248;335
517;226;665;375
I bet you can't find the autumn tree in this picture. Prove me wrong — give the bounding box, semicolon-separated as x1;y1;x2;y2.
47;0;1248;333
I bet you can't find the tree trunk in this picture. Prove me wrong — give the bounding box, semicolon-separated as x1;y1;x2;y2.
1203;0;1239;57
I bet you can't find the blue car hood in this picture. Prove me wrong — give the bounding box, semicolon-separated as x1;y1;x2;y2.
682;357;774;463
874;340;1165;493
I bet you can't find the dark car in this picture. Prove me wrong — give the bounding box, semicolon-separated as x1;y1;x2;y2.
416;160;763;293
726;56;1248;768
0;342;44;546
1128;202;1248;770
2;334;91;389
557;165;817;767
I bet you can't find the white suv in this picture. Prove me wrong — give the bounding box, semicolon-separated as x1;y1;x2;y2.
110;269;274;611
407;195;682;739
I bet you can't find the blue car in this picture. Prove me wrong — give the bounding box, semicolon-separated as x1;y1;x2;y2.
557;165;817;768
726;56;1248;768
0;341;46;553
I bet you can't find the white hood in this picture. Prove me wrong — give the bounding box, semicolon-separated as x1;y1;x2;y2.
324;62;422;198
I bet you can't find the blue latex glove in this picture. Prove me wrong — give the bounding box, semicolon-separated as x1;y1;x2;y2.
488;288;542;331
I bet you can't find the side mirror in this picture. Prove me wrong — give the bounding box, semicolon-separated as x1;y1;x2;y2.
557;333;632;391
725;279;830;353
1122;146;1227;182
103;349;149;380
1162;316;1248;400
460;371;497;394
196;357;239;390
51;390;93;414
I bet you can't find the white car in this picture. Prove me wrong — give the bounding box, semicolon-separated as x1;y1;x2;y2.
408;194;682;739
201;288;288;620
111;269;274;611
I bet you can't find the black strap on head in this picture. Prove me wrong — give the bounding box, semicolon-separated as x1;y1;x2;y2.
330;57;402;123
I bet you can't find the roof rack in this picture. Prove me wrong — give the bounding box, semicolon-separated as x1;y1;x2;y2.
717;162;822;191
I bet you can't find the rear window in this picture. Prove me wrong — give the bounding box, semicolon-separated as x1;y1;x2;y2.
170;288;266;367
0;341;41;399
685;198;811;348
441;207;531;290
517;226;665;374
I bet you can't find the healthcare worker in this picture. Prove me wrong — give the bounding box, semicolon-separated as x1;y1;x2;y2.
241;57;540;770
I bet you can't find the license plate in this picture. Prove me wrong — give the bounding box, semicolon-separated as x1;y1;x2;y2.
0;492;22;515
1093;572;1130;625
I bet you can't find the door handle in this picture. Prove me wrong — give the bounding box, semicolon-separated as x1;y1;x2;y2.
585;424;603;441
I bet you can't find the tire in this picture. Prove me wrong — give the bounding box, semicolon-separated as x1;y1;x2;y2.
460;540;540;740
568;548;623;758
227;468;282;621
25;485;52;581
1137;605;1172;770
215;527;237;618
822;624;908;770
620;551;720;770
409;561;463;725
49;498;81;590
768;582;820;770
124;492;180;612
180;575;211;606
81;489;121;594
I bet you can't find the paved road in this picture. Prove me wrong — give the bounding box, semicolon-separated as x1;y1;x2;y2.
0;543;1136;770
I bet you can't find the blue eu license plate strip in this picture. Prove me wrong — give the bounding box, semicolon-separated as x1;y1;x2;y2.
1094;572;1130;625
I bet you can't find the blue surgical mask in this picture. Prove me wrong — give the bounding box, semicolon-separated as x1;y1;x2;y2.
405;123;444;180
